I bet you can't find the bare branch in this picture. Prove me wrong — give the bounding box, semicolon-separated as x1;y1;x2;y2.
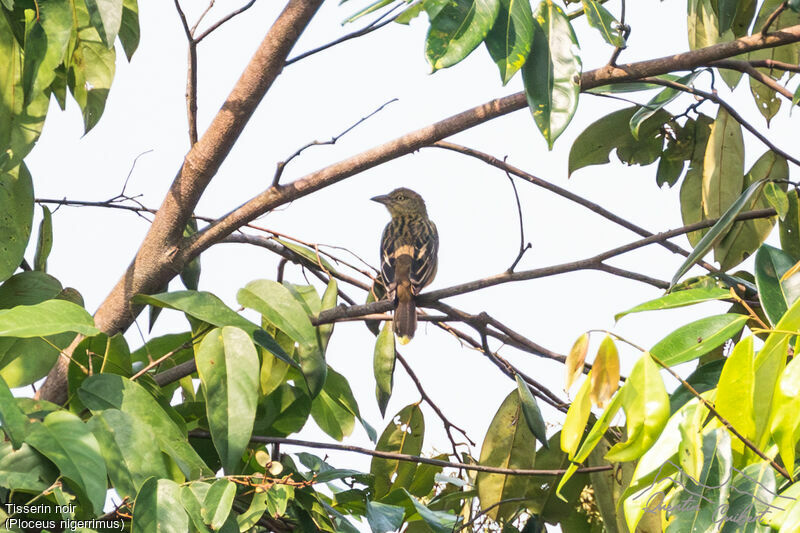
194;0;259;44
189;430;612;476
761;1;789;35
710;59;795;101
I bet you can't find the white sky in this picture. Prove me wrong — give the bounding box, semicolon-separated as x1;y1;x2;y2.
17;0;798;529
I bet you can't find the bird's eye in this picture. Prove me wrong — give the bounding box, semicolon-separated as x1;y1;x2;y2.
396;195;406;200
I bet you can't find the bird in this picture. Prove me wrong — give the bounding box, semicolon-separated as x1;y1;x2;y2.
372;188;439;344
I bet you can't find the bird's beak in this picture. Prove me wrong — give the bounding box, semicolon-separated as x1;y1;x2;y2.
371;194;390;204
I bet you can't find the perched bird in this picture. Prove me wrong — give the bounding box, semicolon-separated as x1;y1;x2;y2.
372;188;439;344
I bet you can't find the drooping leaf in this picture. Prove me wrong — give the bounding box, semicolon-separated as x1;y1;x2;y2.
581;0;625;47
24;411;107;514
119;0;140;60
590;335;619;408
523;0;581;149
33;205;52;272
425;0;501;71
688;0;721;50
374;321;395;417
195;326;259;474
516;374;548;448
564;332;588;391
679;114;715;246
568;107;671;176
202;478;237;530
755;244;800;326
136;290;257;333
85;0;123;48
614;286;730;321
485;0;534;84
765;181;790;220
371;403;424;499
0;375;29;448
0;164;34;282
132;478;189;533
476;390;536;522
703;107;745;223
561;372;591;458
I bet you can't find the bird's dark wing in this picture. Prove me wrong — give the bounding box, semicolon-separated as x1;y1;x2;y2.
379;222;399;292
410;219;438;292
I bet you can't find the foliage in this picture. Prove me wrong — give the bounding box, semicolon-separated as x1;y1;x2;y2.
2;0;800;530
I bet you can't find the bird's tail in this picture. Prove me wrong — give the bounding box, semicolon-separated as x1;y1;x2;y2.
394;283;416;345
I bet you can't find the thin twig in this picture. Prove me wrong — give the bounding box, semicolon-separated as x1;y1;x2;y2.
194;0;259;44
172;0;198;144
710;59;794;101
761;1;788;35
189;430;612;476
503;159;532;272
190;0;216;36
639;77;800;167
649;352;791;480
458;498;532;531
272;98;398;186
607;0;629;66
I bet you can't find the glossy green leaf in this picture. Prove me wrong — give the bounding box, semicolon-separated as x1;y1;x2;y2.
119;0;140;60
561;372;591;457
33;205;52;272
79;374;212;479
425;0;501;71
24;410;107;514
703;107;744;222
769;353;800;473
568;107;671;176
755;244;800;326
582;0;624;47
253;383;311;437
630;72;699;140
179;481;211;533
180;219;201;290
714;151;788;271
711;336;753;450
765;181;790;220
672;178;768;286
677;400;707;479
85;0;123;47
650;313;748;366
202;478;236;530
374;322;395;417
0;299;98;337
476;390;536;522
0;440;57;492
516;374;548;448
606;352;669;462
615;286;730;321
688;0;721;50
135;290;257;334
485;0;534;84
523;0;581;149
679;114;715;246
717;0;738;32
590;335;619;408
319;278;337;351
132;478;189;533
238;279;325;397
195;326;259;473
367;500;405;533
0;375;29;448
780;190;800;260
666;429;732;533
669;358;725;413
0;164;34;282
371;403;424;499
68;1;116;132
237;491;268;531
86;408;168;500
310;367;357;442
0;270;62;307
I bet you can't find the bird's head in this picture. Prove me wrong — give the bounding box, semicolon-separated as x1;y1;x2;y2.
371;188;427;217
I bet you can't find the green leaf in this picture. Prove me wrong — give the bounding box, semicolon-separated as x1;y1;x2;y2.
132;478;189;533
717;0;738;32
0;299;99;337
180;219;201;290
0;440;57;492
714;151;788;271
680;114;715;246
666;429;732;533
310;366;358;441
202;478;236;530
0;270;62;307
630;72;699;139
703;107;745;222
371;403;424;499
568;107;670;176
0;164;34;282
755;244;800;326
24;410;107;514
765;181;790;220
135;290;258;334
403;489;460;533
119;0;140;60
342;0;395;24
239;280;325;397
237;491;268;531
581;0;624;47
79;374;212;479
0;375;29;448
254;383;311;437
195;326;259;474
721;462;777;532
523;0;581;149
515;374;548;448
561;373;591;457
85;0;123;47
650;314;748;366
180;481;211;533
669;358;725;413
425;0;501;71
769;353;800;473
606;352;669;462
367;500;405;533
615;286;730;321
485;0;534;84
750;72;782;125
688;0;721;50
86;408;169;500
780;189;800;260
476;390;536;522
33;205;52;272
68;332;133;411
374;322;395;417
672;178;769;286
253;328;299;370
